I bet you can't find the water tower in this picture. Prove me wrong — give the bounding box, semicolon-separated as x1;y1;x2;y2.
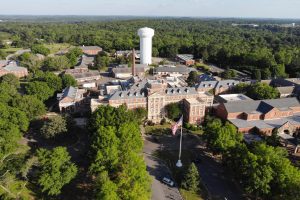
138;27;155;65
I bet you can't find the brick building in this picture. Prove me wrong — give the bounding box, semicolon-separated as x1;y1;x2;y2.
91;79;213;125
80;46;102;56
153;65;196;78
57;86;88;113
175;54;195;66
0;61;28;78
216;98;300;136
196;79;240;95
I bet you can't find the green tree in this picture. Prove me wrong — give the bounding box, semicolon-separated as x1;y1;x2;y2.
89;126;119;174
25;81;54;101
0;125;21;161
94;171;118;200
36;71;63;91
118;122;143;156
0;82;19;104
0;74;20;88
132;107;147;123
66;47;83;66
204;119;242;154
253;69;261;81
40;115;68;139
89;105;135;131
21;54;43;73
165;103;182;121
222;69;237;79
0;49;6;59
31;44;50;56
187;71;198;86
181;163;200;193
95;53;110;70
13;95;46;120
116;152;151;200
273;64;287;78
247;83;279;100
261;68;272;79
61;74;77;88
44;56;70;71
37;147;77;196
266;128;280;147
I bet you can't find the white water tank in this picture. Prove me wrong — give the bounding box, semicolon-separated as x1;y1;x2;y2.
138;27;155;65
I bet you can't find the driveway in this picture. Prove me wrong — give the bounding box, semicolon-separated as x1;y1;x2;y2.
143;136;183;200
155;133;245;200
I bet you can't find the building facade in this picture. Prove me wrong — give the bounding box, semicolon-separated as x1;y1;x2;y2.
91;80;213;125
57;86;88;113
215;98;300;136
0;61;28;78
80;46;102;56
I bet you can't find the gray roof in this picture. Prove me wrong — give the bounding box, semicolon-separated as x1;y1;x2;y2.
196;79;239;89
176;54;194;61
80;46;102;51
165;87;197;96
196;81;218;89
62;86;77;99
0;60;8;66
72;71;101;79
198;74;216;82
277;86;295;95
112;64;147;74
76;55;94;68
109;89;146;100
215;80;240;88
3;62;27;72
154;66;195;74
223;97;300;114
230;114;300;130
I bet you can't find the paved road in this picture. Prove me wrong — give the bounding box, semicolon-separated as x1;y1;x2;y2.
156;134;245;200
143;136;183;200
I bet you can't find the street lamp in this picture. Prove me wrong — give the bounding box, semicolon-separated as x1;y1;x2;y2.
176;159;183;168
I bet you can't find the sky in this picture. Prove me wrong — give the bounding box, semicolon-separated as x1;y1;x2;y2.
1;0;300;19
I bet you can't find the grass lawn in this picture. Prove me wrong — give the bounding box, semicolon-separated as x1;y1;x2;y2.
144;124;171;135
44;43;74;54
156;149;208;200
180;189;204;200
1;47;23;54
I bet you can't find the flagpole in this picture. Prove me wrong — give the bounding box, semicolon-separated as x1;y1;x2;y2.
176;115;183;168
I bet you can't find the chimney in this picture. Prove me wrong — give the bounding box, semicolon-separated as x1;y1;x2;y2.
132;48;136;76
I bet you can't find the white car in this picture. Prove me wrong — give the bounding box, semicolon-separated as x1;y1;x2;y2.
162;177;175;187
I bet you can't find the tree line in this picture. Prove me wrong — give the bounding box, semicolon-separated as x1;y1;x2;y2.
1;19;300;78
203;117;300;199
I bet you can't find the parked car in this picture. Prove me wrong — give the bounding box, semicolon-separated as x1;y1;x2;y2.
162;177;175;187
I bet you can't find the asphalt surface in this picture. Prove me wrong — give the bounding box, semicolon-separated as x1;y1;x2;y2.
144;133;245;200
143;136;183;200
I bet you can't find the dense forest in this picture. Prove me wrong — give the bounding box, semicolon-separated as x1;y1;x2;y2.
1;18;300;78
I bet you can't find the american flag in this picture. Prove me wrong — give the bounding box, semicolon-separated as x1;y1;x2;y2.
171;115;183;136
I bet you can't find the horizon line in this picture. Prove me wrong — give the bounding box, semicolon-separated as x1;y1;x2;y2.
0;14;300;21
